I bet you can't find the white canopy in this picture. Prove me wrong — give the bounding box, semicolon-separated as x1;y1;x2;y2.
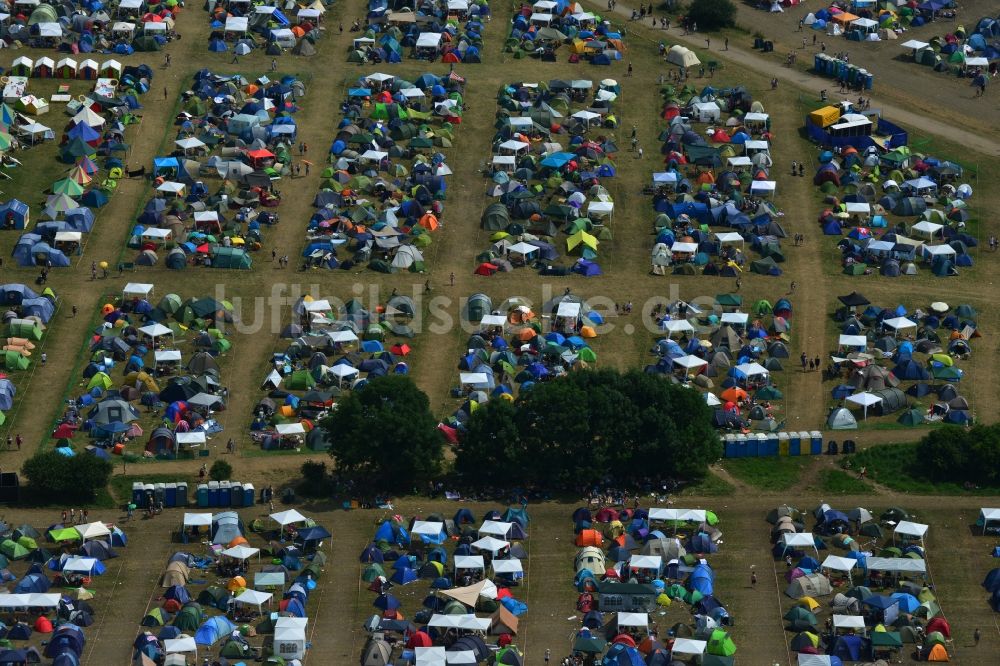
224;16;248;32
76;522;110;540
833;615;866;629
735;361;768;377
326;330;359;344
412;520;444;536
617;612;648;628
838;334;867;348
498;139;529;152
866;557;926;573
727;156;753;168
629;555;662;570
183;512;211;527
454;555;485;570
471;536;509;554
234;589;272;607
329;365;360;380
900;39;929;49
556;301;581;318
847;392;882;419
492;559;523;574
154;350;182;363
164;637;197;654
648;508;705;522
845;202;871;214
671;241;698;254
508;241;540;256
175;137;205;151
427;614;491;630
275;423;306;435
139;322;173;338
822;555;858;572
923;244;956;257
222;545;260;560
671;638;707;655
715;232;743;244
980;508;1000;525
653;172;679;184
176;432;206;446
721;312;750;326
479;520;513;537
416;32;443;48
0;593;61;608
783;533;816;547
750;180;777;195
62;557;98;573
911;220;943;236
883;316;918;331
54;231;82;243
480;314;507;327
673;355;708;371
270;509;307;526
459;372;490;388
123;282;154;298
894;521;928;538
662;319;694;334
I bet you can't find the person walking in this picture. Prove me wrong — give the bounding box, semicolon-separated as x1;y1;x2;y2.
627;61;633;77
724;37;729;50
41;353;46;366
61;510;68;524
800;352;808;371
735;276;742;291
449;272;455;286
814;356;820;370
164;87;169;100
71;305;78;317
750;568;757;588
69;508;76;523
270;58;277;72
14;434;20;451
789;281;796;294
974;627;981;645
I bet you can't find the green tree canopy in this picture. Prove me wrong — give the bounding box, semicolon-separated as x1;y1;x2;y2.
22;451;113;503
322;375;443;491
687;0;737;31
209;459;232;482
457;369;720;489
917;425;1000;487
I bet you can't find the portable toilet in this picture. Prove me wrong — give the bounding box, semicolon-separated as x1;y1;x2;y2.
778;432;789;456
154;483;166;506
131;482;145;506
724;434;736;458
243;483;255;506
177;482;188;507
219;481;231;507
230;481;243;508
734;433;747;457
810;431;823;455
789;432;801;456
759;433;771;456
165;483;177;507
798;431;812;456
766;432;779;456
196;483;209;507
143;483;155;504
747;433;759;457
207;480;219;507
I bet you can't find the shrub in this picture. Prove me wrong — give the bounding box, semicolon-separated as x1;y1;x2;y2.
209;459;233;481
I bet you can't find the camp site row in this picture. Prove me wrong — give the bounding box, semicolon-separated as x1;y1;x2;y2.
721;431;825;457
130;480;258;509
1;283;57;429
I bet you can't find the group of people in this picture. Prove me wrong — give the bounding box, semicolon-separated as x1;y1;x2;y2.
799;351;823;373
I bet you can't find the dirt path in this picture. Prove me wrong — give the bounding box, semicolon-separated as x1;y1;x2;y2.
590;1;1000;158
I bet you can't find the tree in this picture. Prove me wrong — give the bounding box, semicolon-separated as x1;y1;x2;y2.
209;459;232;481
322;375;443;491
686;0;736;31
918;425;1000;486
457;370;720;490
22;451;112;503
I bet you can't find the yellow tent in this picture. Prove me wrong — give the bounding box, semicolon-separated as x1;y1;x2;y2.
566;230;598;254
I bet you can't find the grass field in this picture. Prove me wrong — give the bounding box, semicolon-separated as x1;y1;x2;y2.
0;0;996;663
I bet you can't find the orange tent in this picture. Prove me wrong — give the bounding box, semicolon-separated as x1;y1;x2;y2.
720;387;748;403
575;529;603;547
226;575;247;592
580;326;597;338
925;644;949;662
228;535;249;547
419;213;439;231
517;328;537;341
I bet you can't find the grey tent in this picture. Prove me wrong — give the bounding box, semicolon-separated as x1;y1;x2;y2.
786;573;833;598
482;203;510;231
870;388;907;416
827;407;858;430
187;351;220;374
361;638;391;666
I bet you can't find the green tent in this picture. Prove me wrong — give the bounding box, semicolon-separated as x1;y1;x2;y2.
8;320;42;340
783;606;817;631
578;348;597;362
0;539;30;560
3;351;29;371
286;370;316;391
715;293;743;307
141;607;169;626
87;372;113;390
707;629;737;656
897;408;925;426
211;247;252;269
361;564;385;582
752;299;773;315
48;528;80;543
16;536;37;550
173;605;201;630
871;631;903;649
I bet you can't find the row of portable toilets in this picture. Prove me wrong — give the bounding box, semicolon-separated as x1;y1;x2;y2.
814;53;875;89
131;480;256;508
721;432;825;457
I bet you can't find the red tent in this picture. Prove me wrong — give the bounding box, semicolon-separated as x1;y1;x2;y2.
33;616;53;633
474;262;498;276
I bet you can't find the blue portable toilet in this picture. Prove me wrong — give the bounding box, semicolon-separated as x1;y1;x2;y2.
810;431;823;455
132;482;145;506
243;483;255;506
218;481;231;507
747;434;759;457
735;433;747;457
766;432;779;456
778;432;789;456
177;482;188;507
197;483;209;507
165;483;177;507
789;432;801;456
798;431;812;456
207;481;219;507
230;481;243;507
724;434;737;458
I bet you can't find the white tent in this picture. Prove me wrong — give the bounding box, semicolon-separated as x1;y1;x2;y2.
846;392;881;419
661;319;694;336
491;559;523;575
123;282;154;299
673;355;708;373
454;555;485;571
224;16;248;32
478;520;513;537
416;32;443;49
471;536;509;554
153;350;182;366
721;312;750;327
183;513;211;527
138;323;173;339
274;617;307;659
164;636;197;655
782;532;819;557
616;612;648;629
628;555;662;571
911;220;943;239
76;522;110;541
428;614;491;630
893;521;928;545
459;372;490;389
412;520;445;537
821;555;858;583
671;638;707;656
833;615;866;630
235;589;272;611
270;509;307;526
882;316;918;335
222;545;260;561
62;557;99;574
799;655;837;666
176;432;206;448
275;423;306;436
838;334;867;349
648;508;705;522
979;508;1000;532
866;557;926;574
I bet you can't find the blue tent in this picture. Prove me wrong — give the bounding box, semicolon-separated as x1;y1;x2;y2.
194;616;235;645
390;567;418;585
832;634;863;661
0;200;29;229
689;563;714;595
15;573;50;593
